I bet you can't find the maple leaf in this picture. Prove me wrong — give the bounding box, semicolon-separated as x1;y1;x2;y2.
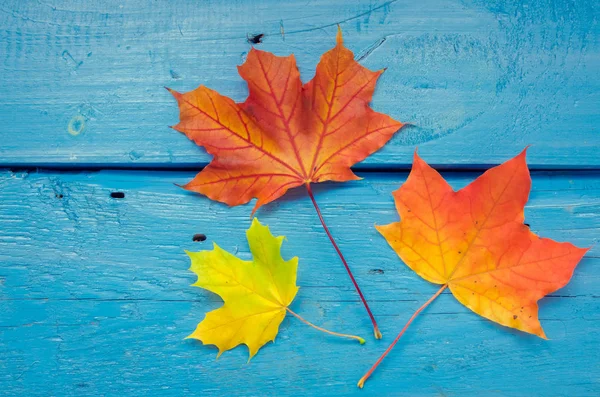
187;218;364;360
169;28;402;338
168;28;402;211
358;149;588;388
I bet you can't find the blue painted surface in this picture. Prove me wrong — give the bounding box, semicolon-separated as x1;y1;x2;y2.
0;0;599;168
0;1;599;396
0;169;599;395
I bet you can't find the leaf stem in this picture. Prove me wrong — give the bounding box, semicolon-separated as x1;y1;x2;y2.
305;183;381;339
357;284;448;389
286;307;365;344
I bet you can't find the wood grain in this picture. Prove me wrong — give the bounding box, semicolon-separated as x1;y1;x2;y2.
1;170;598;395
1;0;599;168
1;1;598;395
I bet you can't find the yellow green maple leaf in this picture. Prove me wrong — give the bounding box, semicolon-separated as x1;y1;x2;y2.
187;218;363;359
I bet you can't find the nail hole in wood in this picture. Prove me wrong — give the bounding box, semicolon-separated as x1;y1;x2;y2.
193;234;207;242
247;33;264;44
110;192;125;199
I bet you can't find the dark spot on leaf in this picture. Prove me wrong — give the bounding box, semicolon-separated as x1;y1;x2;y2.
458;251;462;254
369;269;384;274
513;315;518;320
193;234;207;242
247;33;265;44
110;192;125;199
475;221;479;225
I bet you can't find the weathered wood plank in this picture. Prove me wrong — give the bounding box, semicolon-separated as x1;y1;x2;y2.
1;0;599;168
0;170;598;395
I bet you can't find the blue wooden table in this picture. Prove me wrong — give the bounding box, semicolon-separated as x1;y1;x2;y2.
1;1;599;395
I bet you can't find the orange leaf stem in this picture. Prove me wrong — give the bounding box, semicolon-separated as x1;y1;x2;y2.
357;284;448;388
305;183;382;339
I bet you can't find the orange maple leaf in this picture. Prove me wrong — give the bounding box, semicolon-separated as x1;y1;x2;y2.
168;28;402;211
358;149;588;388
168;28;403;338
